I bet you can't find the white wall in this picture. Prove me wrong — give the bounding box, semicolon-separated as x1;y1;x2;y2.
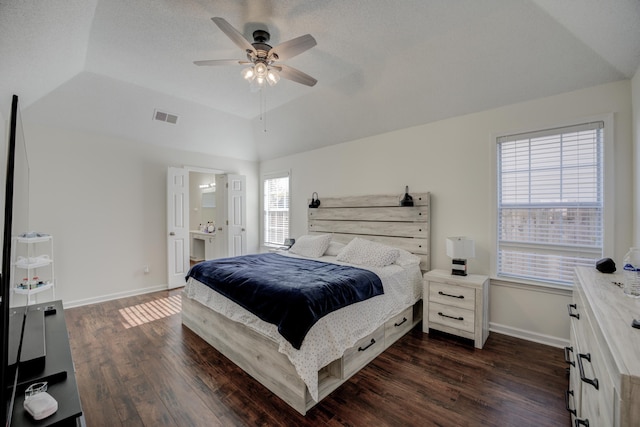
20;124;259;307
632;66;640;246
260;80;634;347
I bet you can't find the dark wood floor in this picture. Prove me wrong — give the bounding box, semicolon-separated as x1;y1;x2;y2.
64;289;570;426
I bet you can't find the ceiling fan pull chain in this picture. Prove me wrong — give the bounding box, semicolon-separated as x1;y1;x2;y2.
261;88;268;133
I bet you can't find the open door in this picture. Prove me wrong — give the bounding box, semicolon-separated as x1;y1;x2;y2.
167;167;189;288
215;174;247;257
226;174;247;256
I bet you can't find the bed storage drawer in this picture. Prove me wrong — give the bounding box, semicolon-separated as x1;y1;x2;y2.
385;306;413;347
343;325;385;379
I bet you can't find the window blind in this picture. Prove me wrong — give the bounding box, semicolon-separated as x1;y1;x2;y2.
497;121;604;285
263;173;290;246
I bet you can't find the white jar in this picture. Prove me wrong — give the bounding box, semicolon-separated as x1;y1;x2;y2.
622;247;640;298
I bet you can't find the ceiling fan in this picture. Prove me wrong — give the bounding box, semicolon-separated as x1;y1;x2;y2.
194;17;317;89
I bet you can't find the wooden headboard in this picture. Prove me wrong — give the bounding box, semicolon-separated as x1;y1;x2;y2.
307;192;430;271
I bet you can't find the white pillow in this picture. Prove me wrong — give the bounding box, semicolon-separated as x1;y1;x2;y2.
289;234;332;258
336;237;400;267
395;248;421;267
324;241;346;256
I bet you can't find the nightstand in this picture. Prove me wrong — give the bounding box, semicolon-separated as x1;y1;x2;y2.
268;247;289;253
423;269;489;349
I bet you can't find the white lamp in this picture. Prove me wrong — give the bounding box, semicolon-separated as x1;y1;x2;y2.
446;237;475;276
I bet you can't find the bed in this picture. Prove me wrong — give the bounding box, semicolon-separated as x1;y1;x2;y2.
181;192;430;414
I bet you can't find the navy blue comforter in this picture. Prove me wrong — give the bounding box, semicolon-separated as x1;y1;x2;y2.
186;253;384;349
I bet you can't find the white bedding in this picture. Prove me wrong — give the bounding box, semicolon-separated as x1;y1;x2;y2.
183;252;423;402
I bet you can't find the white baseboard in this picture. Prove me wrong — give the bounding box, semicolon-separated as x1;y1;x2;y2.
62;284;171;309
490;322;569;349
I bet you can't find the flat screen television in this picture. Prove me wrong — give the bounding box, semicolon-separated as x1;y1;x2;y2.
1;95;30;427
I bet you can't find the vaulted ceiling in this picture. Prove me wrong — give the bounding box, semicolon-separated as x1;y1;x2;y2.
2;0;639;161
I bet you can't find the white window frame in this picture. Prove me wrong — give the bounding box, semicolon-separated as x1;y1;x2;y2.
261;170;291;247
491;115;614;287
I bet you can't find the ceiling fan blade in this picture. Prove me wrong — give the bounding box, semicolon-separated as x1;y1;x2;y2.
194;59;250;66
211;17;256;55
274;64;317;87
269;34;317;61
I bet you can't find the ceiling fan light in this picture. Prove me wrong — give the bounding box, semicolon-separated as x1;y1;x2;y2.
266;69;280;86
254;62;268;77
241;66;255;81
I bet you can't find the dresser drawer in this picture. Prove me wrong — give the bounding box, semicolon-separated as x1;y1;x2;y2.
385;306;413;347
567;323;582;422
428;301;475;333
429;281;475;311
578;342;615;426
572;295;616;425
343;325;385;378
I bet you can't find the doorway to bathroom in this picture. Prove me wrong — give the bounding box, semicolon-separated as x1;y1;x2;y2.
189;170;219;266
167;167;246;289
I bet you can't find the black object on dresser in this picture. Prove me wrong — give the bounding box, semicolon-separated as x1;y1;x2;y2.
11;300;83;427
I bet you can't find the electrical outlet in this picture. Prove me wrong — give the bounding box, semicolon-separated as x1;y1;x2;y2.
143;265;150;274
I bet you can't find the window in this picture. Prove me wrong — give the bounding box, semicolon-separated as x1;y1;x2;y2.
496;121;604;285
263;172;290;246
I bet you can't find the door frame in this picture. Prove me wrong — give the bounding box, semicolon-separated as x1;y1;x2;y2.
187;166;226;257
167;166;225;289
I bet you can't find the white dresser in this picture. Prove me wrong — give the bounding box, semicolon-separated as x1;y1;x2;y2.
567;267;640;426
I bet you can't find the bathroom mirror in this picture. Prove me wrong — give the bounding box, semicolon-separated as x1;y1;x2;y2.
201;191;216;225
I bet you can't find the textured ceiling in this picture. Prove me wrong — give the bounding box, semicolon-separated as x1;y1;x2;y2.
1;0;639;161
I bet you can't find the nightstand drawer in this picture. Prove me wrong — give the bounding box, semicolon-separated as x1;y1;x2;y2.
428;301;475;333
429;281;475;311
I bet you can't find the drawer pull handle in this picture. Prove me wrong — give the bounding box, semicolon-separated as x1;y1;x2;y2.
438;291;464;299
576;353;599;390
358;338;376;352
575;419;589;427
394;317;408;327
438;312;463;321
564;390;576;416
567;303;580;319
564;346;575;366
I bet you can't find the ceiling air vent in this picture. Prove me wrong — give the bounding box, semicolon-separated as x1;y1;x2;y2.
153;109;179;125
